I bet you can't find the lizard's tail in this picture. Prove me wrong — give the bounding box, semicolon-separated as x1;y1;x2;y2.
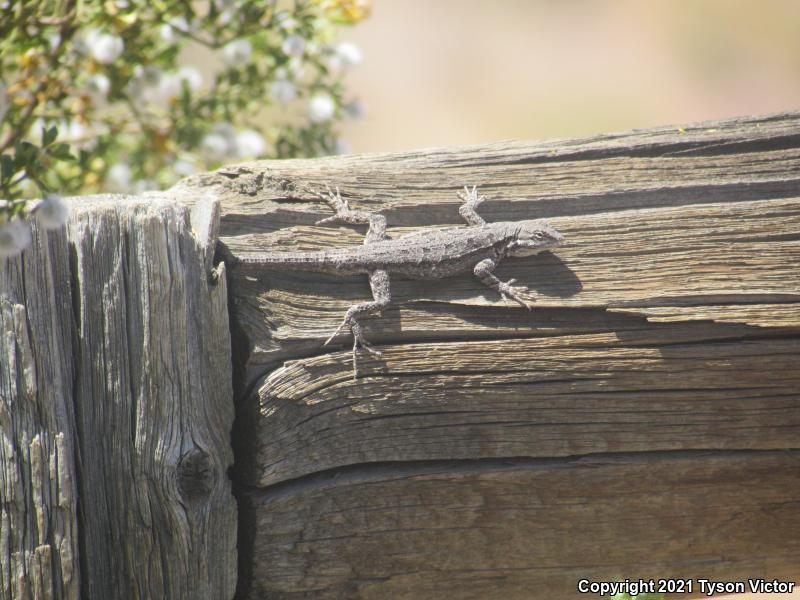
234;250;337;271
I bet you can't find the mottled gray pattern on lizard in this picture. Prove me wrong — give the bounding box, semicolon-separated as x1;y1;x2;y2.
238;186;565;377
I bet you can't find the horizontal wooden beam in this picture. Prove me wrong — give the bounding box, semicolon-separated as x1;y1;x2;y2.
242;452;800;599
176;112;800;598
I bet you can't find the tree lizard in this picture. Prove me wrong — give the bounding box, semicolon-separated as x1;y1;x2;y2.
236;186;566;377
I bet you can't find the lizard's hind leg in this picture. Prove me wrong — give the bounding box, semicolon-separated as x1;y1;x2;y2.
316;186;388;244
324;269;391;378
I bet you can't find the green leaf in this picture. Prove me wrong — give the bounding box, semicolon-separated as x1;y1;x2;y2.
49;143;75;161
0;154;16;183
14;141;39;167
41;125;58;147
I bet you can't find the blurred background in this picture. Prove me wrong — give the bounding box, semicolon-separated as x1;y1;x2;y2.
336;0;800;152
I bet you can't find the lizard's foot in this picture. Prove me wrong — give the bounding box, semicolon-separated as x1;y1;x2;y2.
324;317;381;379
350;323;381;380
323;317;382;354
498;279;533;310
456;185;485;207
352;320;382;357
315;186;350;225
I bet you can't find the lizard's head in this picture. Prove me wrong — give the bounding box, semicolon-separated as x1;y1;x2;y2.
507;221;565;256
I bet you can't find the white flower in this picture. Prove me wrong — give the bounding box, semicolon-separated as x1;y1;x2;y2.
106;163;132;192
270;79;296;104
305;41;320;56
63;121;87;140
58;120;96;150
308;93;335;123
216;9;234;26
88;74;111;99
33;195;69;229
159;23;178;44
326;54;344;76
174;158;197;177
87;31;124;64
177;67;203;93
336;42;363;68
160;16;199;43
221;39;252;66
202;133;230;161
138;68;199;105
0;219;32;257
168;16;195;33
134;64;162;85
276;13;297;31
326;42;364;76
282;35;305;58
287;57;305;78
201;124;237;161
236;129;266;158
133;179;159;193
156;74;181;103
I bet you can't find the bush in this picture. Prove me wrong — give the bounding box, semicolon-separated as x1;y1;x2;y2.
0;0;369;255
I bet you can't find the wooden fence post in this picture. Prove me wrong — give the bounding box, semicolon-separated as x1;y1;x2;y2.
1;194;237;599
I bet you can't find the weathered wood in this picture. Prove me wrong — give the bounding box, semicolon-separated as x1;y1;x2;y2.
1;223;79;599
178;112;800;380
178;112;800;598
1;193;237;599
244;452;800;599
240;330;800;488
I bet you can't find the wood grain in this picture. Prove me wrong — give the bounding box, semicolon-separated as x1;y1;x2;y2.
243;452;800;599
238;329;800;488
1;223;80;600
176;112;800;381
67;195;237;599
1;193;237;599
174;112;800;598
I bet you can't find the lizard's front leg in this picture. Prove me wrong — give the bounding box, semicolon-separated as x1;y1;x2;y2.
325;269;391;378
473;258;532;310
316;186;388;244
457;185;487;226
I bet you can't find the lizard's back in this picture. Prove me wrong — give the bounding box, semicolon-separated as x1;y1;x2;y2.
243;222;514;278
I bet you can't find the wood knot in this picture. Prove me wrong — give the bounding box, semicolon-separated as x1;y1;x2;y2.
177;448;215;501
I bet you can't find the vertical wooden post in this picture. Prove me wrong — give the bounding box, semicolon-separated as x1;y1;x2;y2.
1;194;237;599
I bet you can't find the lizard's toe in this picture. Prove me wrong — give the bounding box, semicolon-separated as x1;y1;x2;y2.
324;320;350;346
356;338;382;357
498;281;533;309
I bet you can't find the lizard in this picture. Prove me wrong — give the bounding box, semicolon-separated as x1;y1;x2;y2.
236;186;566;378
